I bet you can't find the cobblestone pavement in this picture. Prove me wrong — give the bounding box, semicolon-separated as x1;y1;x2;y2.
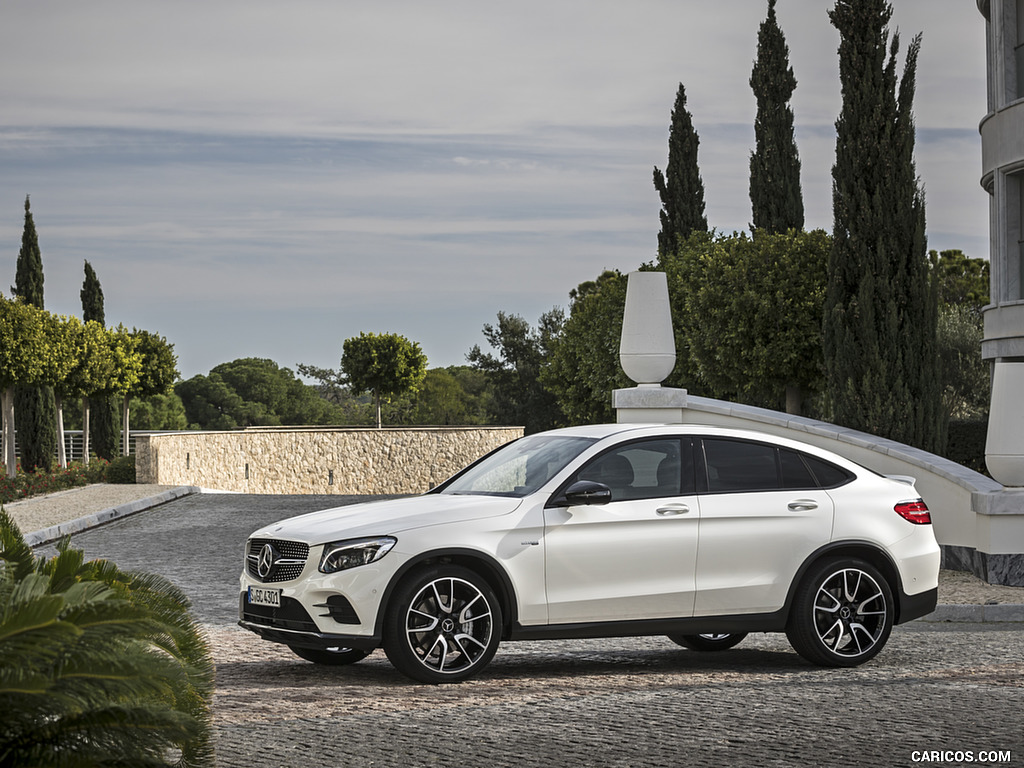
56;495;1024;768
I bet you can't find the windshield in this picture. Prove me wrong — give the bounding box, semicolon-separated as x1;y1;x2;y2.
439;435;596;497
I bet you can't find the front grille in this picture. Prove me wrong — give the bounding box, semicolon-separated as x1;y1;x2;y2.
246;538;310;583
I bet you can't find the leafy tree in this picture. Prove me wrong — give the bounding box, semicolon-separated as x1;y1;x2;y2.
824;1;942;451
542;270;631;424
176;374;249;430
0;510;215;767
938;304;989;422
411;366;490;426
342;334;428;428
296;362;373;423
177;358;346;430
653;83;708;255
38;314;83;469
129;393;189;430
0;297;46;476
296;363;346;405
80;261;118;461
467;311;564;433
106;325;143;456
215;358;340;425
68;321;117;465
662;230;830;415
929;250;990;427
931;249;990;310
120;329;179;455
749;0;804;233
12;197;56;472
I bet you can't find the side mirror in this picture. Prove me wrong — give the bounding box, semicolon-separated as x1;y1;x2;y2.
562;480;612;507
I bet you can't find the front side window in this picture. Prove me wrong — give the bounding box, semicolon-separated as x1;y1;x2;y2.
570;439;691;502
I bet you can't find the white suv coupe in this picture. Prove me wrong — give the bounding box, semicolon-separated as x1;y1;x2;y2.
239;424;940;683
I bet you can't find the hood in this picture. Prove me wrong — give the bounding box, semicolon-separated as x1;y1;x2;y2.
249;493;524;545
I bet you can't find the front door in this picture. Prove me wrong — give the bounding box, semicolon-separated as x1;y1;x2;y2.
543;438;700;624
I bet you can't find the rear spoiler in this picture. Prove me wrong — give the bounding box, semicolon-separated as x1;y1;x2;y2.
885;474;917;487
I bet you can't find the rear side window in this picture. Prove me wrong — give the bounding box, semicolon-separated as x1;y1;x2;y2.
780;449;817;489
703;439;780;492
803;454;855;488
700;438;855;493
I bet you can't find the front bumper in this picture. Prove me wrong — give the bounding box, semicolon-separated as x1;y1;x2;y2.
238;592;381;652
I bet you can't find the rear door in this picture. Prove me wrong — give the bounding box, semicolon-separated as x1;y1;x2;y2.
693;437;834;616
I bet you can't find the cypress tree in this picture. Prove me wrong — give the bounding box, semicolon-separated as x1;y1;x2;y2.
749;0;804;233
81;261;119;460
653;83;708;255
12;197;56;472
824;0;942;452
81;261;105;326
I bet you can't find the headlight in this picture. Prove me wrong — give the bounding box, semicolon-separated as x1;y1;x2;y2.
318;536;397;574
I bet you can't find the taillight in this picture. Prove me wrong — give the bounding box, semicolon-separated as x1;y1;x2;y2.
895;499;931;524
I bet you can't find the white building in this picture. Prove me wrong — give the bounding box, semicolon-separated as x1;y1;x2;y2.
979;0;1024;491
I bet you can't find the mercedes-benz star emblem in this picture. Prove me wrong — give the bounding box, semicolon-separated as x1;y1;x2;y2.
257;543;278;580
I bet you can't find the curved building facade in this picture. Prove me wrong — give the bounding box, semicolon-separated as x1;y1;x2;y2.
979;0;1024;488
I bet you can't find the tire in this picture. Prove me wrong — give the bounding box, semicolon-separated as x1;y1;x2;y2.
383;565;502;684
668;632;748;652
288;645;371;666
786;558;894;667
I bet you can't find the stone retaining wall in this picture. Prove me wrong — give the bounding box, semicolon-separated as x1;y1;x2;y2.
134;427;523;495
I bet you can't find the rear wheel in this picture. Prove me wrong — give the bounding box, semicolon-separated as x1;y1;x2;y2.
786;558;894;667
288;645;371;666
383;565;502;684
668;632;748;652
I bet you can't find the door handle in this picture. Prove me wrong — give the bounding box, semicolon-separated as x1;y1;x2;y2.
656;504;690;516
788;499;818;512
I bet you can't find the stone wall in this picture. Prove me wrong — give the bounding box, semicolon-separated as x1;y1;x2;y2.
134;427;523;495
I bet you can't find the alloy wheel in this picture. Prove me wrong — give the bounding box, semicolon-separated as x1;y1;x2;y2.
668;632;747;652
405;576;493;674
384;566;502;682
811;567;888;658
787;558;894;667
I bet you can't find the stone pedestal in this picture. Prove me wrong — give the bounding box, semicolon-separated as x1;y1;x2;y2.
613;386;688;424
986;361;1024;486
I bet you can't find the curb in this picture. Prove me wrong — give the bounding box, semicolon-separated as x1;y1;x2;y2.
921;603;1024;623
24;486;201;547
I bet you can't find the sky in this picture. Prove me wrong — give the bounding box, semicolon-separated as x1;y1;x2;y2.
0;1;989;381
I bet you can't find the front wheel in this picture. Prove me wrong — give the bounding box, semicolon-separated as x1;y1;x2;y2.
383;565;502;684
288;645;371;666
786;558;894;667
668;632;748;652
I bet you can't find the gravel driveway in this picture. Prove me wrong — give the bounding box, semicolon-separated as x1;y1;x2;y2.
41;493;1024;767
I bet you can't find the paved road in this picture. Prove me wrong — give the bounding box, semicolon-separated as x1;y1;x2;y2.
58;495;1024;768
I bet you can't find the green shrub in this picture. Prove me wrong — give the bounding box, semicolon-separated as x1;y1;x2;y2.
0;510;215;766
106;455;136;484
0;459;111;505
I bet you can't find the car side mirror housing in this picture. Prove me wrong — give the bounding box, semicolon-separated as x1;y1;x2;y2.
562;481;613;507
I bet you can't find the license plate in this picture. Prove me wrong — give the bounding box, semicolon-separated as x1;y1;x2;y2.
248;586;282;608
